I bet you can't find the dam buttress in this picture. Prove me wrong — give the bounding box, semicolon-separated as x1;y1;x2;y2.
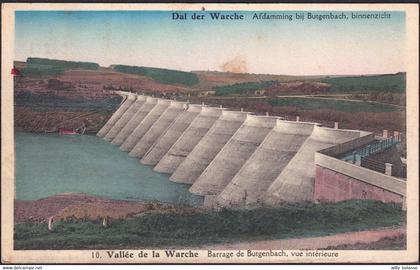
98;92;407;209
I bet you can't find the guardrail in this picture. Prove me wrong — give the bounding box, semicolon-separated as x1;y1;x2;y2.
341;136;401;163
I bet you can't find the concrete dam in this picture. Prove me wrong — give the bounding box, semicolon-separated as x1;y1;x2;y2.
98;92;407;209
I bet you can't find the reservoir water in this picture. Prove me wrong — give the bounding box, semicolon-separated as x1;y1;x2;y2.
15;132;203;205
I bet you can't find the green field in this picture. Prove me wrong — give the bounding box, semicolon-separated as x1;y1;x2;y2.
214;81;275;96
15;92;122;113
113;65;199;86
21;64;66;77
14;200;404;249
322;73;406;93
212;73;405;97
22;58;100;77
269;97;398;112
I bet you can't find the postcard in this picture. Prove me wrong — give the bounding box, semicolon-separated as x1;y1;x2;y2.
1;3;418;264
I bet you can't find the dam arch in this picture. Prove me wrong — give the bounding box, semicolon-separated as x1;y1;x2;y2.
97;93;136;137
189;115;279;196
129;101;187;158
104;95;147;142
215;120;317;208
140;104;203;166
121;99;171;152
154;106;224;174
265;126;362;205
170;110;249;184
113;97;158;146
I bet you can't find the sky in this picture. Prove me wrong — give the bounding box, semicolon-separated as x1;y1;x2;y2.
15;10;405;75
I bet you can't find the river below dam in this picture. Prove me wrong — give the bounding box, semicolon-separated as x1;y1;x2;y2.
15;132;203;206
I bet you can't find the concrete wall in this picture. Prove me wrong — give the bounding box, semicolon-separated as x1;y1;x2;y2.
314;165;404;203
104;95;146;142
129;101;187;158
265;126;362;205
189;115;278;196
216;120;316;208
315;152;406;196
120;99;171;152
319;131;375;157
154;107;223;174
112;97;158;146
96;93;135;137
140;105;202;166
170;110;249;184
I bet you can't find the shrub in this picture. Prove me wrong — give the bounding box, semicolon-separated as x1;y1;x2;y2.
21;58;99;77
214;81;275;96
27;58;99;70
322;73;406;94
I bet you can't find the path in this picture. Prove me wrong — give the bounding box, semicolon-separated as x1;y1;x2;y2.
196;227;405;250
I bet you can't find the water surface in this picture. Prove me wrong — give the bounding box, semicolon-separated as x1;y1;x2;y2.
15;132;203;205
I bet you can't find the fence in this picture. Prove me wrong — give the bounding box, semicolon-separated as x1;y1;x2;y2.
341;136;401;163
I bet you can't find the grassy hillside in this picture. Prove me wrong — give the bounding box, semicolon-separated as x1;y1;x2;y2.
193;71;327;90
322;73;405;93
27;57;100;70
214;81;275;96
21;58;99;77
14;200;403;249
269;98;398;112
15;92;122;112
210;73;406;96
112;65;199;86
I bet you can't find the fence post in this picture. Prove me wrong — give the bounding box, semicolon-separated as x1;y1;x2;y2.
385;163;393;176
402;196;407;211
393;131;400;141
383;129;388;138
334;122;339;129
296;116;300;122
355;154;361;166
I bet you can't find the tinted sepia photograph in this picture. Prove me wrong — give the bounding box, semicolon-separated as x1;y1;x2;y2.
1;3;418;264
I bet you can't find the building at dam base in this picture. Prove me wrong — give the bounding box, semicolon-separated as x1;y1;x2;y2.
98;91;407;209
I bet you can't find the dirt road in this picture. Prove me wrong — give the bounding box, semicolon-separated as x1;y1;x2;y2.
197;227;405;250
